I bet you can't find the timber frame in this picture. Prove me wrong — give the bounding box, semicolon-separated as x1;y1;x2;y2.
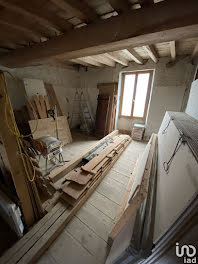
0;0;197;68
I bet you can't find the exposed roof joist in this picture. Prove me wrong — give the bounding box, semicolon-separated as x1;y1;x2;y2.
170;40;176;61
1;0;198;68
191;43;198;59
125;48;144;64
0;0;72;35
143;45;158;63
105;52;128;66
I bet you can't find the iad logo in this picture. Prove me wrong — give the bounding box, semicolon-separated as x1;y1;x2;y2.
176;243;197;263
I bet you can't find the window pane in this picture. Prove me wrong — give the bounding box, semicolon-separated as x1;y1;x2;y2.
133;73;150;118
121;74;135;116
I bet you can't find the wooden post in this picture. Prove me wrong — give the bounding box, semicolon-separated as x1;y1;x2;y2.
0;72;36;227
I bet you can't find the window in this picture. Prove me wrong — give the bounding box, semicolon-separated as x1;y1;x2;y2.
120;71;153;119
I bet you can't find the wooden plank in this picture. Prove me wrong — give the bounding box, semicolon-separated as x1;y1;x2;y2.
48;130;119;183
143;45;158;63
39;95;47;118
125;48;144;64
26;100;35;120
44;95;51;117
81;135;128;173
4;137;131;264
0;73;35;227
170;40;176;61
110;156;141;233
1;0;198;67
62;139;129;204
33;95;45;119
109;134;157;241
44;83;63;116
105;52;129;66
29;116;72;146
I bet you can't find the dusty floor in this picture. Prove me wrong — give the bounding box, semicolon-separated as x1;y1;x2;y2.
37;132;146;264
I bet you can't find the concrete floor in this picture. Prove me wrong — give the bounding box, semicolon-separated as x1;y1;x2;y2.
37;133;146;264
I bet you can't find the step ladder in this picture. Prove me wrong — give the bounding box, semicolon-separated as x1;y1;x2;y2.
70;87;94;134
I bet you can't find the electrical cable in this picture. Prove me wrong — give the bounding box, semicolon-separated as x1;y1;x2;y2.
1;71;39;182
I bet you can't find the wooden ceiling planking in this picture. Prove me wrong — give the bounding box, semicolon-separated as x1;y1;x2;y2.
105;51;129;66
0;0;73;35
85;0;114;16
0;7;58;39
78;56;104;67
90;54;115;67
2;0;198;68
50;0;98;23
107;0;131;13
0;24;36;46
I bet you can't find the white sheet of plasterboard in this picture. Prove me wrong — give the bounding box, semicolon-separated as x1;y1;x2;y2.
154;111;198;241
23;78;46;98
186;79;198;120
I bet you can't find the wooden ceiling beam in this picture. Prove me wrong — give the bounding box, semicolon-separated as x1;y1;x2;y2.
105;52;129;66
1;0;198;67
50;0;97;22
108;0;131;13
0;0;71;34
143;45;158;63
125;48;144;64
170;40;176;61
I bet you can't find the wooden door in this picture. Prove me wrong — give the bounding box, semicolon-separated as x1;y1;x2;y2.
97;83;118;134
95;95;110;137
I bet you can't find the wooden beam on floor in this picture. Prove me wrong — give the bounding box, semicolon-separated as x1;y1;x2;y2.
170;40;176;61
108;0;131;13
143;45;158;63
125;48;144;64
1;0;198;67
48;130;119;183
50;0;97;22
105;52;128;66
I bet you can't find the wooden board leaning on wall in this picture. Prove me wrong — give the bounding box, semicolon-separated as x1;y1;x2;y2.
29;116;72;146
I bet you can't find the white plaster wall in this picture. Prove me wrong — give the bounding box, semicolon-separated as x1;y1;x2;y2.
155;111;198;241
185;79;198;120
80;57;195;138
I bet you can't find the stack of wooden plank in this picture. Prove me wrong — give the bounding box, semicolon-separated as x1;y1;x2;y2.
132;123;145;141
0;131;132;263
49;134;131;206
106;134;158;264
